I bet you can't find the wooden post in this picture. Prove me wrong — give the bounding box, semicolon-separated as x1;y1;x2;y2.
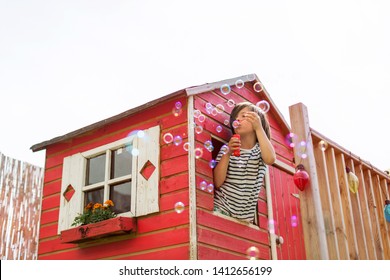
289;103;329;259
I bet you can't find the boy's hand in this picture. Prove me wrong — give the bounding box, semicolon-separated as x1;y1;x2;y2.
243;111;261;131
228;135;241;155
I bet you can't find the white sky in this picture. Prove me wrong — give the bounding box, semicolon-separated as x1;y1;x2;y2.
1;0;389;171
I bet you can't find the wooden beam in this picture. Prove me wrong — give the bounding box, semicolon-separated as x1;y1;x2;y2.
289;103;328;259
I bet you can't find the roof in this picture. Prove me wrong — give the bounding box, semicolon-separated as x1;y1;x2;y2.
31;73;291;152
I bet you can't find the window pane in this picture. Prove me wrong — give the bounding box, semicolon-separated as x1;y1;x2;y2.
86;153;106;185
111;147;132;179
110;181;131;214
84;187;104;206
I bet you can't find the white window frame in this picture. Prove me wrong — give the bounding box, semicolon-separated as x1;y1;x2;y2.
81;137;138;218
58;125;160;233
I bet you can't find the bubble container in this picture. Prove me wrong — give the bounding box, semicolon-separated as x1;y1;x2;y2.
232;134;240;156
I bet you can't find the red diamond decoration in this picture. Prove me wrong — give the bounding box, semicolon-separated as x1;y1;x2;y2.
140;160;156;180
63;184;75;202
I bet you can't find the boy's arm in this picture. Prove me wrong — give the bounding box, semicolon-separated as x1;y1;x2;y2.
255;127;276;165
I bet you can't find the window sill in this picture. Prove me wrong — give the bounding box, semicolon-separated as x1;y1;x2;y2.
60;216;136;244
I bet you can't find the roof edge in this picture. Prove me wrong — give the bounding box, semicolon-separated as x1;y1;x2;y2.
30;89;186;152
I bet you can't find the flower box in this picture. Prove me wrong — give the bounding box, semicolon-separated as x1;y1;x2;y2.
60;216;136;244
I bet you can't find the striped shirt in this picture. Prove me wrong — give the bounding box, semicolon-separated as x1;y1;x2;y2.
214;143;267;223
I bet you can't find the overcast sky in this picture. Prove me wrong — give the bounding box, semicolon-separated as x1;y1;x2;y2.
1;0;389;171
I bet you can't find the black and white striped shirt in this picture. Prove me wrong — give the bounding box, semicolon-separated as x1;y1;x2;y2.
214;143;267;222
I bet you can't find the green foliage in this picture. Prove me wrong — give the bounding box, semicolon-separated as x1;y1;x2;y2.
71;200;117;226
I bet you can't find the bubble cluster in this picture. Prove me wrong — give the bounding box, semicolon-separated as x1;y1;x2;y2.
172;101;183;117
199;180;214;193
285;132;297;148
204;140;214;152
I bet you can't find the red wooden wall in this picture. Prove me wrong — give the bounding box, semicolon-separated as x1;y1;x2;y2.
38;93;192;260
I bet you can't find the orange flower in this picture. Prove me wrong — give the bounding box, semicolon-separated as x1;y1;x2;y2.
104;200;114;207
85;202;94;210
93;203;103;210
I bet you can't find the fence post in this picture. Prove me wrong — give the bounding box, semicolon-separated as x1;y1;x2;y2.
289;103;329;259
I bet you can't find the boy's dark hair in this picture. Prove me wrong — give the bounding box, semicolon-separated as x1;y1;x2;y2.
229;101;271;140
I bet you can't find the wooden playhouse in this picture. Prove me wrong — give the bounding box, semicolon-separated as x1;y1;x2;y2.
31;74;389;260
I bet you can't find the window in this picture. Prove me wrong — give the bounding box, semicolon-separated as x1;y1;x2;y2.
58;125;160;233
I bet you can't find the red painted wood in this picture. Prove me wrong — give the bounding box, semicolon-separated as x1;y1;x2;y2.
197;210;269;244
197;228;270;260
198;245;245;260
42;181;61;197
41;195;60;211
40;209;59;225
39;224;58;240
196;189;214;210
118;245;189;260
159;190;189;212
60;217;136;243
39;227;189;259
160;140;188;161
43;165;62;184
136;211;189;234
160;173;189;194
160;155;188;178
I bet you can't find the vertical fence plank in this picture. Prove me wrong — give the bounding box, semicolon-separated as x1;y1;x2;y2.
0;152;43;260
349;160;368;259
335;153;358;259
313;140;339;259
325;147;349;259
364;169;384;259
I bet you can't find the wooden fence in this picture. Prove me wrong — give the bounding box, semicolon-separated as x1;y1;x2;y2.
0;152;43;260
289;103;390;259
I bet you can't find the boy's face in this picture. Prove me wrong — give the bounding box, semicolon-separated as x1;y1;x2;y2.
234;107;255;134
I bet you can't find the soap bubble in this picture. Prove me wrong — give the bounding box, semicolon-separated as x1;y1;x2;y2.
215;104;224;113
220;84;231;95
163;133;174;144
232;120;240;129
246;246;260;260
318;140;328;151
256;100;270;114
235;79;244;88
216;125;222;133
174;202;185;214
199;180;207;191
195;125;203;134
173;135;182;146
285;132;297;148
253;82;263;92
209;159;217;169
227;99;235;107
206;183;214;193
195;148;203;159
